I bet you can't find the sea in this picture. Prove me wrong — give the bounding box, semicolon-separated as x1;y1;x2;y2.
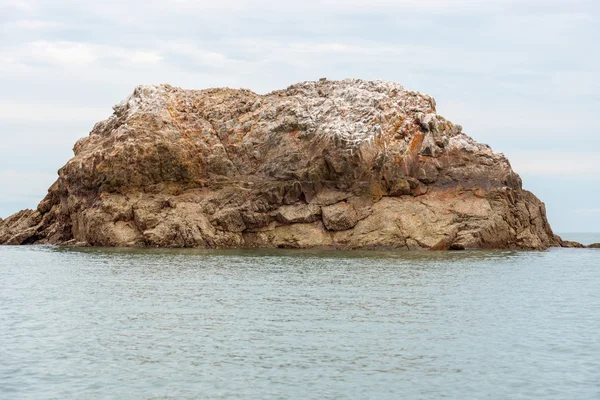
1;233;599;399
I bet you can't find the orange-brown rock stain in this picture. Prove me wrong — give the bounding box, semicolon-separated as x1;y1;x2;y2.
391;115;405;136
408;132;424;155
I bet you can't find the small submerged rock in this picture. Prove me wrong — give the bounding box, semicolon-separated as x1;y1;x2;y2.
0;79;573;250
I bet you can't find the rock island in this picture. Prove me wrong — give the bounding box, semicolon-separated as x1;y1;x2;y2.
0;79;574;249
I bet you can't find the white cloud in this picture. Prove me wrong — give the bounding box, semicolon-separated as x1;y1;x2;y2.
126;51;163;64
0;41;164;68
164;43;233;67
440;100;595;139
0;170;56;201
508;152;600;178
29;41;98;66
30;0;576;34
0;102;109;122
0;0;33;11
13;19;63;29
574;208;600;216
102;0;568;16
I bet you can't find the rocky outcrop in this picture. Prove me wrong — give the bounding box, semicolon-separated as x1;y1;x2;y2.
0;79;574;249
561;240;586;248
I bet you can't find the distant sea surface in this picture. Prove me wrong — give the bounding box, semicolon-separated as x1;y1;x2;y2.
559;232;600;246
1;242;599;399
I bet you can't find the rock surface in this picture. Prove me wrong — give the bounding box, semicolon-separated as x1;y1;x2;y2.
0;79;575;249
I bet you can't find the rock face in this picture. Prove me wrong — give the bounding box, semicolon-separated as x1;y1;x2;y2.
0;79;570;249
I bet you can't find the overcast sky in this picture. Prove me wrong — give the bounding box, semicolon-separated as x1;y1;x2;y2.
1;0;598;232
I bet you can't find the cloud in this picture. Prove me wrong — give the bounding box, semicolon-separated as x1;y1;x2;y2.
508;152;600;178
0;0;33;11
80;0;575;18
574;208;600;216
127;51;163;64
162;42;235;68
0;102;109;122
30;41;99;66
0;41;163;68
13;19;63;29
0;170;56;201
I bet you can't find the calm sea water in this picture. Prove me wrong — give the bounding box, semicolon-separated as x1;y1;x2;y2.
1;238;599;399
559;232;600;246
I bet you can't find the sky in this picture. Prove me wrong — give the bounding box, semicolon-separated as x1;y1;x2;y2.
0;0;598;232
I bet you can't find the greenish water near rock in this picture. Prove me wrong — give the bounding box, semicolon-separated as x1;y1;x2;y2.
1;244;599;399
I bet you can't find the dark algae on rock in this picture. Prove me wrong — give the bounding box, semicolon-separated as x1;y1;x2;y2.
0;79;577;249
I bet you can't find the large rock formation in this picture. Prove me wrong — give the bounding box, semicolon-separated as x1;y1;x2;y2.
0;79;570;249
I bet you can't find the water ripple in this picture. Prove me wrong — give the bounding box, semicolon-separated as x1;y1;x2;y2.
1;246;599;399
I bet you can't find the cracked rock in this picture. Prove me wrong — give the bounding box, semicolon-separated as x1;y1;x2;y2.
0;79;570;249
322;202;359;231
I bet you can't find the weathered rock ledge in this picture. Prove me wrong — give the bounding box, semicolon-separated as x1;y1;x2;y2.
0;79;578;249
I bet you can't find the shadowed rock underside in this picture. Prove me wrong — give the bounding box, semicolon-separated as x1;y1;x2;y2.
0;79;576;249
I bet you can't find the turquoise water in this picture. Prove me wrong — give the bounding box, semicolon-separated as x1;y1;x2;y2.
1;244;599;399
